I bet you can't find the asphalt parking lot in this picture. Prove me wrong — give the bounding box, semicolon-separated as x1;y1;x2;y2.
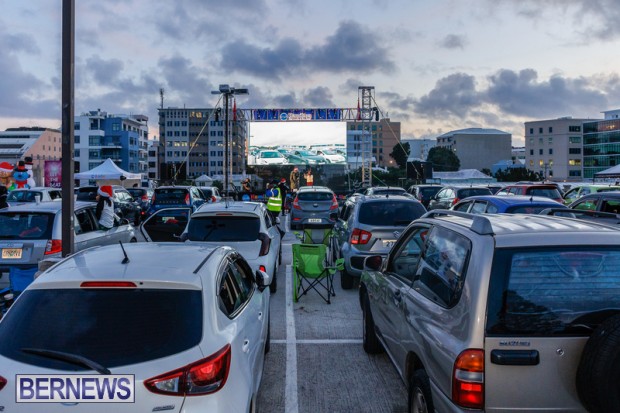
257;217;407;413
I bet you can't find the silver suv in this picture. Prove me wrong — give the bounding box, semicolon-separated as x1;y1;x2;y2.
361;210;620;412
333;194;426;290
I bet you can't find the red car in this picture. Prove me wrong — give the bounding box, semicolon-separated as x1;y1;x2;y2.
496;184;563;203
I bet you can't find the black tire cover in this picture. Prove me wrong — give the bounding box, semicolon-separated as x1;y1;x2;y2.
576;314;620;412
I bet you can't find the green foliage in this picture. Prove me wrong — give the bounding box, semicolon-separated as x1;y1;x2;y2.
494;167;542;182
212;180;223;190
426;147;460;171
371;167;407;187
389;142;410;169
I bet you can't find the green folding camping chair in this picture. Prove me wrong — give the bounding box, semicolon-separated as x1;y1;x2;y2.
295;227;338;266
292;243;344;304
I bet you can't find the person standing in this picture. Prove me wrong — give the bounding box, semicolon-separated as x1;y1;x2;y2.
289;167;300;192
0;185;8;209
304;167;314;187
278;178;289;214
95;185;115;230
266;180;282;222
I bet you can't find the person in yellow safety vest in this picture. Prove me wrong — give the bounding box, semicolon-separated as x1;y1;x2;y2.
266;180;282;221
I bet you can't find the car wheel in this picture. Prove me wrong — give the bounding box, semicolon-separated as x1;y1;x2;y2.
576;314;620;412
130;237;137;243
341;266;354;290
409;369;435;413
363;295;383;354
269;267;277;294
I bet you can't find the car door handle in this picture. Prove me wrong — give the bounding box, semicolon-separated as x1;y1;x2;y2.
258;311;263;321
491;350;539;366
393;290;402;305
242;339;250;353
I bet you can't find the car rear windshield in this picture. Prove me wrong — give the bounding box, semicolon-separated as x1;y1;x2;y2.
505;205;559;214
298;192;333;201
487;247;620;336
419;187;442;198
188;215;261;241
0;212;54;240
76;187;97;201
373;189;406;196
526;187;561;198
0;289;202;369
358;201;426;226
127;188;146;198
457;188;493;198
7;191;44;202
154;188;189;204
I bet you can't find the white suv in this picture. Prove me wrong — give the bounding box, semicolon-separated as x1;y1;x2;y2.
361;210;620;412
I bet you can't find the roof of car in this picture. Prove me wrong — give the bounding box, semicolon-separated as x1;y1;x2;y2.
576;191;620;198
194;201;264;214
458;195;563;205
32;243;230;290
11;187;60;191
155;185;194;190
357;194;421;203
297;186;331;192
0;201;95;212
369;186;406;191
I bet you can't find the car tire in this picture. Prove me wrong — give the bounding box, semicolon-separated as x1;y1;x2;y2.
576;314;620;412
362;295;383;354
269;267;277;294
409;369;435;413
130;237;137;243
341;267;354;290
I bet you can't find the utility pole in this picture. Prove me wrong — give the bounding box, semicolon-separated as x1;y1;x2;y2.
358;86;375;187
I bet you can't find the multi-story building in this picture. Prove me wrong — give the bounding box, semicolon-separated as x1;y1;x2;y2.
0;127;62;185
346;118;400;168
404;138;436;161
436;128;512;171
524;117;592;181
74;110;149;184
583;109;620;179
158;107;248;181
147;140;160;181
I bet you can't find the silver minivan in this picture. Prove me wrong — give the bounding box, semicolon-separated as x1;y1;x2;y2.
0;201;136;289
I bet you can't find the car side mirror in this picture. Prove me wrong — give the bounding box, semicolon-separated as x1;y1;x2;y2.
255;269;271;292
364;255;383;271
120;218;130;226
275;217;281;224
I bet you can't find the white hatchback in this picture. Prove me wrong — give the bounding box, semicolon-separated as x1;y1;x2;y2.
140;201;282;293
0;243;271;412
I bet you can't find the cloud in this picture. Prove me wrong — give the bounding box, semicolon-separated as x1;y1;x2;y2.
4;33;40;54
86;56;124;85
302;87;335;107
439;34;467;50
219;20;395;80
414;73;481;117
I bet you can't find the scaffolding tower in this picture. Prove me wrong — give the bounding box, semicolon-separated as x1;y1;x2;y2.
358;86;374;186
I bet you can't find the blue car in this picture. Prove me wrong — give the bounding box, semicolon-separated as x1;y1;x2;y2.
451;195;566;214
146;186;209;218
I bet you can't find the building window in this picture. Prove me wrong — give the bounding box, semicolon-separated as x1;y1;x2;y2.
529;149;534;155
529;138;534;144
538;137;543;144
112;123;120;131
549;148;553;155
539;127;543;133
569;159;582;166
529;128;534;134
569;170;582;177
569;148;581;154
539;149;543;155
539;160;544;166
569;126;581;132
74;122;80;131
548;137;553;144
569;136;581;144
529;160;534;166
74;149;80;157
548;127;553;133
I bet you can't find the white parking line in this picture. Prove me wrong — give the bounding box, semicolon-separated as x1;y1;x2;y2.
285;264;299;413
272;339;363;345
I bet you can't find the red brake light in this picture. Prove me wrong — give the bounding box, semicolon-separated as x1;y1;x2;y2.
44;239;62;255
292;197;301;210
330;195;339;210
141;194;149;201
0;375;6;391
259;265;266;272
80;281;137;288
185;193;190;206
145;344;231;396
452;349;484;409
351;228;372;245
452;197;460;206
258;233;271;256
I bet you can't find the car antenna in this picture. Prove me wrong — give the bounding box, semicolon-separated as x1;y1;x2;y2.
529;195;534;202
118;241;130;264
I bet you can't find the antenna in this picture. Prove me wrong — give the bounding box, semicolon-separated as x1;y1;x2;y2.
159;88;164;109
119;241;130;264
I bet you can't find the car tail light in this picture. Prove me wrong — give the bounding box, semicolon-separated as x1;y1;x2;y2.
452;349;484;409
259;265;266;272
0;375;6;391
185;194;190;206
292;197;301;210
452;197;460;206
151;193;156;203
145;344;231;396
44;239;62;255
258;233;271;256
141;194;149;201
351;228;371;245
81;281;137;288
211;196;217;203
330;195;338;210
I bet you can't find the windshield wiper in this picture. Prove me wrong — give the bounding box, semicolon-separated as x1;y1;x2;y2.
21;348;111;375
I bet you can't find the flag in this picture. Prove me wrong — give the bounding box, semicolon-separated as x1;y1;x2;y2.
233;98;237;121
357;97;361;121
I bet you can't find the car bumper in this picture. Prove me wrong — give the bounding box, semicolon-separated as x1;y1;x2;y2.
290;211;337;228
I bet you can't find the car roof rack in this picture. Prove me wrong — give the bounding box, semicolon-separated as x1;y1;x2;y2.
423;209;494;235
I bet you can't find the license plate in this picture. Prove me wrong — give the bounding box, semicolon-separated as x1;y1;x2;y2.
16;374;135;403
382;240;396;248
308;218;322;223
2;248;22;259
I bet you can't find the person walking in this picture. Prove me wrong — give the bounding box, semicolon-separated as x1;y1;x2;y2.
95;185;115;231
278;178;290;215
304;167;314;187
0;185;8;209
289;167;300;192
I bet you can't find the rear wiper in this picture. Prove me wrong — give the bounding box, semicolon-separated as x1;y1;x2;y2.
21;348;111;375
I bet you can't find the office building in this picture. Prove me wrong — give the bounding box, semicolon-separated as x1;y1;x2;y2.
346;118;400;168
583;109;620;179
404;138;436;161
436;128;512;171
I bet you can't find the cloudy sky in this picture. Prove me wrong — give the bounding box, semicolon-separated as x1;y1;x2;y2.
3;0;620;146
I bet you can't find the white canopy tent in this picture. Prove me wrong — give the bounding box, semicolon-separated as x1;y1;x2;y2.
194;174;213;187
594;164;620;179
75;158;141;181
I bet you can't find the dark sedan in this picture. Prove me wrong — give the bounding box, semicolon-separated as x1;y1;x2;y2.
452;195;566;214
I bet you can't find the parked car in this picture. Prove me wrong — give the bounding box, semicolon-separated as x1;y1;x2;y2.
253;150;289;165
360;210;620;412
451;195;566;214
333;194;427;290
315;149;346;163
561;184;620;205
0;243;271;412
198;186;222;203
290;186;339;230
293;150;329;165
146;185;210;218
76;185;142;225
6;187;62;205
277;149;309;166
407;184;444;208
0;201;136;286
538;207;620;225
126;187;154;220
363;186;413;198
427;185;493;210
141;201;282;293
568;191;620;214
497;183;563;203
